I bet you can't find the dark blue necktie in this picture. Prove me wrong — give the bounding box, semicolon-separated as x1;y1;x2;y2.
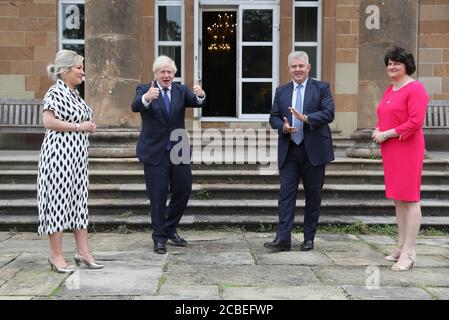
162;88;171;114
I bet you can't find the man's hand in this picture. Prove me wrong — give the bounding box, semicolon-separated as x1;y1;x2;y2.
143;81;160;102
289;107;307;122
193;81;205;97
283;117;297;134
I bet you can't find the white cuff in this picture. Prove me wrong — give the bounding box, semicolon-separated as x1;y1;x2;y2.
196;95;206;104
142;95;151;109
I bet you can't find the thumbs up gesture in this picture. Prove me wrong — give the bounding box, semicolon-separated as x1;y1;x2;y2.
143;81;160;102
193;80;205;98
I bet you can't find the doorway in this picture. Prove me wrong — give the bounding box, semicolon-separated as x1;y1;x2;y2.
201;11;237;117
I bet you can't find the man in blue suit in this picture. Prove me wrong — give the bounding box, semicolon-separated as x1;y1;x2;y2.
264;51;335;252
131;55;205;254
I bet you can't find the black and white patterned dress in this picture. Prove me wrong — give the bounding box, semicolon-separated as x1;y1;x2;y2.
37;79;93;236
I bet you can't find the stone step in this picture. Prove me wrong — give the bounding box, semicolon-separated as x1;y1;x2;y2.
2;198;449;216
1;157;448;171
2;213;449;231
1;169;448;185
2;183;449;201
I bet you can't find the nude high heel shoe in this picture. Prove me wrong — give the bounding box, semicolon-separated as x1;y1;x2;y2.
48;257;74;273
74;251;104;269
384;247;402;262
391;253;416;272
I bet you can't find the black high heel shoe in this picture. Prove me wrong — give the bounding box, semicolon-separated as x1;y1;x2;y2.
48;257;74;273
74;251;104;269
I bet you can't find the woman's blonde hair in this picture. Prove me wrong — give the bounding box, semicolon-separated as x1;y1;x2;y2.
46;49;84;82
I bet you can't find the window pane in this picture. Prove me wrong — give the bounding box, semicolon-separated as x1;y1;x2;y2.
242;46;272;78
62;3;85;40
295;7;317;42
243;10;272;42
295;46;317;79
242;82;272;114
158;6;182;41
159;46;182;78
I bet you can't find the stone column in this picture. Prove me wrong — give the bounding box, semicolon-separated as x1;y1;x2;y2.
85;0;141;157
346;0;419;158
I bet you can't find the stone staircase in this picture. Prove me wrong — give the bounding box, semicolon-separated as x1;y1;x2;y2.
1;146;449;230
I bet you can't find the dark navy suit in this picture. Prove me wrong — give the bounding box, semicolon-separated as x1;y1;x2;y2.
270;78;334;242
131;81;204;243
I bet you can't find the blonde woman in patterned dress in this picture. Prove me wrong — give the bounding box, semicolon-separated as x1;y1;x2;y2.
37;50;103;272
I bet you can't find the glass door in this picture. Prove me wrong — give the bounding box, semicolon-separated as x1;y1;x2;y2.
238;5;279;119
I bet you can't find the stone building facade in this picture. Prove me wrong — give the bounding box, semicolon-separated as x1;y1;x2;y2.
0;0;448;137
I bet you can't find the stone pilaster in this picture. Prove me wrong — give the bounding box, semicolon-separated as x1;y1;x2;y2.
84;0;142;157
346;0;419;158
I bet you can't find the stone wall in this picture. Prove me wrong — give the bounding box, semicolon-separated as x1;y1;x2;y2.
0;0;56;99
419;0;449;100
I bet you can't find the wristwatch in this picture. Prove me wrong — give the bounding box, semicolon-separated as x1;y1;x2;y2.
75;124;80;132
303;115;308;123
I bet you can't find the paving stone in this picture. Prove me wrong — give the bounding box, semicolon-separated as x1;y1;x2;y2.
326;251;390;266
0;232;14;242
0;267;20;287
0;265;68;296
342;285;432;300
168;238;249;254
164;265;319;286
315;233;359;242
158;284;220;299
0;296;33;300
414;255;449;267
171;252;254;265
255;251;332;266
426;287;449;300
0;238;77;254
379;244;449;257
316;241;377;253
56;260;162;297
87;233;150;251
222;285;347;300
0;254;19;268
315;266;449;287
92;249;168;266
357;235;396;245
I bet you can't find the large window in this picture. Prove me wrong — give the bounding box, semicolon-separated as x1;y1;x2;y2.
294;0;321;79
156;1;184;82
58;0;85;95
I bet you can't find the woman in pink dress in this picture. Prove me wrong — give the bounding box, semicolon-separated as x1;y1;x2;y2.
372;47;428;271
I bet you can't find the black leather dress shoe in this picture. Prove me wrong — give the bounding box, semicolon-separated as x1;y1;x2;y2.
169;233;187;247
154;242;167;254
300;240;314;251
263;239;291;252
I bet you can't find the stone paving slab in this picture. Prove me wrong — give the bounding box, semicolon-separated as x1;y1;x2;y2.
325;251;390;266
0;265;68;296
0;254;18;268
158;284;220;300
168;238;249;254
0;267;20;287
314;241;377;253
0;238;77;254
56;261;162;297
426;287;449;300
164;265;319;286
0;232;14;242
314;233;360;242
357;235;396;245
171;252;255;265
92;249;168;266
222;285;347;300
0;296;33;300
378;244;449;257
255;251;332;266
342;285;432;300
87;233;150;251
314;266;449;287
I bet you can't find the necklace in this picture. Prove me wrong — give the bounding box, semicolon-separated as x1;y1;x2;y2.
386;91;397;104
387;77;412;104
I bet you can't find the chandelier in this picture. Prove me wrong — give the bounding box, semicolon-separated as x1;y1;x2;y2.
207;13;236;51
